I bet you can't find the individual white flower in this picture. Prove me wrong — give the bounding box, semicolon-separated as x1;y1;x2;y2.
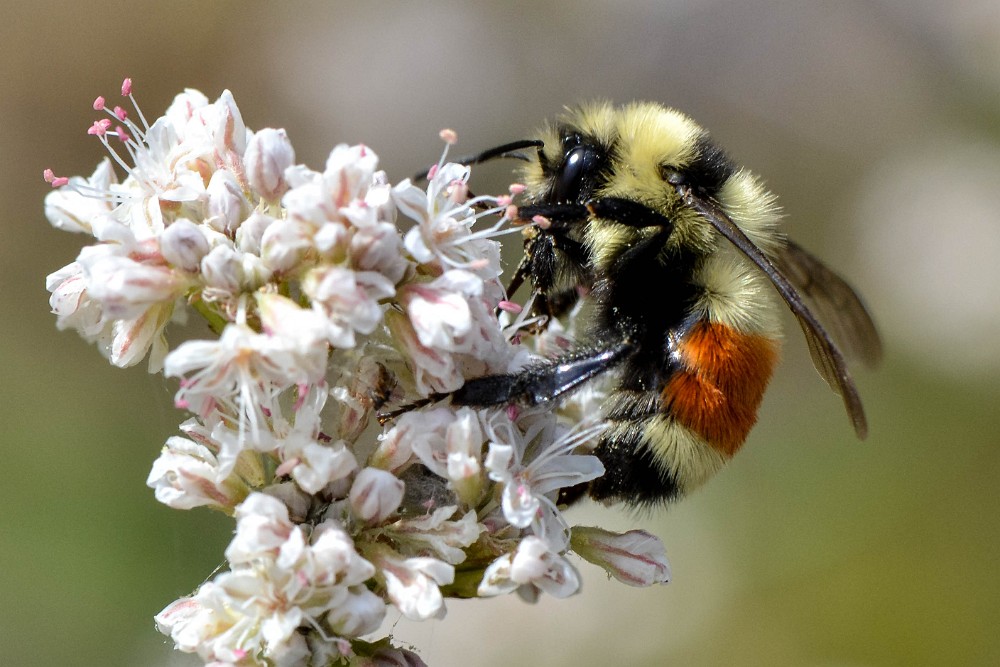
570;526;671;587
400;270;481;351
145;434;249;511
159;218;210;272
265;384;358;495
349;467;405;524
385;505;482;564
324;586;386;638
43;159;117;235
282;143;379;231
78;245;185;321
394;407;484;506
257;293;331;380
303;265;395;348
165;322;326;441
205;168;250;234
384;309;463;395
394;161;505;278
478;535;581;600
349;218;409;285
245;127;295;203
484;411;605;550
225;492;296;564
46;261;109;342
370;546;454;621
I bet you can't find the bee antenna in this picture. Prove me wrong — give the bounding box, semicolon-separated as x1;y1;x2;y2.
413;139;544;182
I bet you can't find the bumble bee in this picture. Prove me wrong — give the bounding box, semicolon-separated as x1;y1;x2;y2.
424;102;882;507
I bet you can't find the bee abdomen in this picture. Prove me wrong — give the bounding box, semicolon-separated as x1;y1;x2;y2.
590;320;779;506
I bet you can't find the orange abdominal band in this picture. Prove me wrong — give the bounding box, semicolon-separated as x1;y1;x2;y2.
661;321;780;457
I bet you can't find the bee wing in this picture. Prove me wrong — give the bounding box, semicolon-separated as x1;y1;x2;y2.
772;240;883;368
677;187;874;439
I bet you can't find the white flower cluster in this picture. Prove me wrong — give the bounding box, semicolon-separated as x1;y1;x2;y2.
44;81;670;666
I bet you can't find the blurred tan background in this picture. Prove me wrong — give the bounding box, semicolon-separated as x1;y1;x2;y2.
3;1;999;665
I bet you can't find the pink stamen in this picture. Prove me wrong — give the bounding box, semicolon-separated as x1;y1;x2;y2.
496;195;512;207
115;125;131;143
426;164;439;180
274;457;300;477
359;144;367;156
87;118;112;136
506;204;519;220
113;106;128;121
121;77;132;96
532;214;552;230
506;404;520;421
498;300;523;314
439;128;458;145
509;183;527;195
92;96;106;111
43;169;70;188
174;399;190;409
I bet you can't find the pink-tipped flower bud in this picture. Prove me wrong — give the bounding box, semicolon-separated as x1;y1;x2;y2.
245;128;296;202
570;526;671;586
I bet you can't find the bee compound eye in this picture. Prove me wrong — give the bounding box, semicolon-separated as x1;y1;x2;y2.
554;145;601;204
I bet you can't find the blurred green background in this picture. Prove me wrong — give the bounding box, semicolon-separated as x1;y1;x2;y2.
3;1;999;665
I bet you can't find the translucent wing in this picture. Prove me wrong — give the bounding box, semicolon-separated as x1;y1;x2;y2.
676;185;877;439
771;240;882;368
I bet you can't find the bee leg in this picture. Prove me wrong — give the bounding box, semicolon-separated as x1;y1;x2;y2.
586;197;674;230
451;339;634;407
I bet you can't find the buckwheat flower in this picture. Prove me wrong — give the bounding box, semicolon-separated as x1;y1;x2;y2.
146;434;249;511
369;546;454;621
349;467;405;524
384;505;482;564
478;535;581;600
398;406;484;506
265;384;358;495
165;322;318;440
43;159;116;235
225;492;296;564
570;526;671;587
159;218;210;272
282;144;379;231
45;261;108;342
205;168;250;235
245;127;295;203
185;512;382;662
257;293;331;379
302;265;395;348
394;161;505;278
400;270;481;351
384;309;463;395
484;411;605;549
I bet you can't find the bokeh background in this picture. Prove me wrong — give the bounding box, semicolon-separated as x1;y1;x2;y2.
3;1;999;665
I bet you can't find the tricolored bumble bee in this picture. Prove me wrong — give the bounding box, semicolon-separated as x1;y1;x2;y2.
419;102;881;507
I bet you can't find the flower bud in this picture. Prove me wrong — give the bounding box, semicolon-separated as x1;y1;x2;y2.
245;127;295;202
570;526;671;586
349;467;404;523
160;219;209;272
200;244;243;293
324;586;386;637
206;169;249;234
235;210;275;255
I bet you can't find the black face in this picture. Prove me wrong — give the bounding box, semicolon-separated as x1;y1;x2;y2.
548;132;609;205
